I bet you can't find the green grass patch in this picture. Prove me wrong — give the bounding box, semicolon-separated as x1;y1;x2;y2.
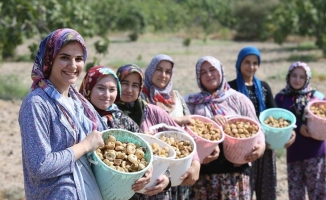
275;148;286;159
0;187;24;200
267;71;287;81
105;59;148;70
286;54;321;62
0;75;29;100
191;39;235;46
14;54;33;62
312;68;326;82
285;41;318;52
161;49;195;56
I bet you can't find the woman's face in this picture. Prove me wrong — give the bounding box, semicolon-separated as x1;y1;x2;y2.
289;67;307;90
240;55;259;79
200;61;220;93
151;60;173;89
120;73;141;103
49;41;84;93
90;75;118;110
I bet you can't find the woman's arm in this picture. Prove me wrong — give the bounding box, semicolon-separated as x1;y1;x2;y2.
19;96;76;180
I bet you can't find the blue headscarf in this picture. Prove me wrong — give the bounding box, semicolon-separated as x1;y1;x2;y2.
235;46;266;113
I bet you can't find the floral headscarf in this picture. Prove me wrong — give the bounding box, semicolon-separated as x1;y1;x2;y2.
79;66;121;120
30;28;98;132
31;28;87;90
115;64;147;126
235;46;266;113
143;54;175;112
279;61;313;120
186;56;233;115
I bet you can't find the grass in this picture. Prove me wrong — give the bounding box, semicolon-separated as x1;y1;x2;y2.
106;59;149;69
286;54;321;62
0;188;24;200
161;49;195;56
312;69;326;82
0;75;29;100
275;148;286;159
284;41;318;52
267;71;287;81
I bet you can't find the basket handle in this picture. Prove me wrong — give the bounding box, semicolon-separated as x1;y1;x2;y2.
87;152;98;165
149;123;187;134
225;115;240;119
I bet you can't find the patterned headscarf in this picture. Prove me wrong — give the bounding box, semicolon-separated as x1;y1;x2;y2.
279;61;313;120
235;46;266;113
31;28;87;90
143;54;175;112
30;28;98;132
115;64;147;126
79;66;121;119
186;56;233;115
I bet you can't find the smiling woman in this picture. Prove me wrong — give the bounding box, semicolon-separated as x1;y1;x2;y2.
18;28;108;200
48;41;85;96
199;61;221;94
141;54;201;200
184;55;266;199
79;66;140;132
227;46;290;200
115;63;201;199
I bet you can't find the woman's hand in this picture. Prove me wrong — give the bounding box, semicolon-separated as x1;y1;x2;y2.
180;160;200;186
82;130;104;152
244;143;264;162
132;165;153;192
71;130;104;160
284;130;296;148
300;124;311;138
202;146;220;164
211;115;228;126
173;115;194;126
141;174;170;196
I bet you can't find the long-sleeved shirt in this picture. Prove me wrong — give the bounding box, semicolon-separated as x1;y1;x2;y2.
19;88;107;200
185;89;265;174
275;91;326;163
228;79;276;117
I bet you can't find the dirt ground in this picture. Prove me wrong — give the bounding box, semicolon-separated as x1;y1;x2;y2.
0;34;325;199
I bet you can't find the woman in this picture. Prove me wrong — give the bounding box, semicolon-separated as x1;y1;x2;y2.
18;28;108;199
228;46;294;200
142;54;195;200
79;66;140;132
142;54;192;126
116;64;201;199
184;56;265;199
18;29;151;200
275;61;326;200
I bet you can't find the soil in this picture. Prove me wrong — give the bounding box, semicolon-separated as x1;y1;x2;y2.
1;34;325;199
